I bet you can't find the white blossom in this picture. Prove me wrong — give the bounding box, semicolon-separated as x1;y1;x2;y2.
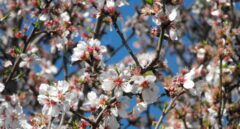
71;39;107;63
130;75;159;104
100;67;132;97
39;14;49;21
60;12;70;22
132;102;148;116
169;28;178;41
0;82;5;93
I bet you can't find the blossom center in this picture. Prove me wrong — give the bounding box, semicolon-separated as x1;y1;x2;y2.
87;46;95;53
46;99;57;106
58;92;65;100
114;78;123;87
141;80;149;88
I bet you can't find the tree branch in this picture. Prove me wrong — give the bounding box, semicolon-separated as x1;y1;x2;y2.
142;27;165;73
93;0;106;39
112;21;142;69
218;56;223;129
155;91;184;129
104;28;135;63
4;27;36;86
91;97;116;129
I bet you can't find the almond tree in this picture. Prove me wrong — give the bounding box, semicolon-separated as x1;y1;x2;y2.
0;0;240;129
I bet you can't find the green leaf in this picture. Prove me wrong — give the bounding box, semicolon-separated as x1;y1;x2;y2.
38;0;44;8
3;67;11;78
233;123;238;129
38;0;42;5
145;0;153;5
0;13;10;22
72;121;79;129
224;20;229;26
160;126;166;129
163;102;169;110
87;27;93;33
202;40;208;46
13;71;25;80
237;64;240;69
12;27;19;33
203;118;210;127
35;19;42;28
222;63;228;68
114;65;120;75
14;46;22;54
143;70;154;76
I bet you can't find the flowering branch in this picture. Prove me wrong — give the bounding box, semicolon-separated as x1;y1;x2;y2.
0;0;239;128
71;110;96;126
3;0;53;88
155;95;177;129
4;27;36;86
155;91;184;129
93;0;106;39
142;26;165;73
91;97;116;129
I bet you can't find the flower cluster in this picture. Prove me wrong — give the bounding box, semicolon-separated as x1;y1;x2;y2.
71;39;107;63
37;81;79;117
142;0;181;40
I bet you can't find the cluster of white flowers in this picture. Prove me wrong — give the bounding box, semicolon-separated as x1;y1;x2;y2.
100;69;159;113
19;45;40;69
37;80;79;117
0;94;32;129
142;1;181;41
0;0;239;128
100;66;132;97
70;39;161;127
97;0;129;10
71;39;107;63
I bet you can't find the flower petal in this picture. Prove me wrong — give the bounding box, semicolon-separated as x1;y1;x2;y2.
133;102;148;116
0;82;5;93
169;28;178;41
183;79;195;89
101;79;114;91
142;86;159;104
168;7;178;21
87;91;97;101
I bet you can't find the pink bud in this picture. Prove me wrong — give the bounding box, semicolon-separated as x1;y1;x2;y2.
15;31;24;39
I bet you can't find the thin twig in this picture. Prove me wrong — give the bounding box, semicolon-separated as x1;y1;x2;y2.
58;113;65;128
172;40;190;69
4;27;36;85
218;56;223;129
71;109;96;126
230;0;235;29
112;21;142;69
91;97;116;129
142;27;165;73
47;117;53;129
155;96;177;129
63;45;68;81
104;28;135;63
93;0;106;39
154;27;165;65
4;0;53;86
182;116;189;129
155;91;185;129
